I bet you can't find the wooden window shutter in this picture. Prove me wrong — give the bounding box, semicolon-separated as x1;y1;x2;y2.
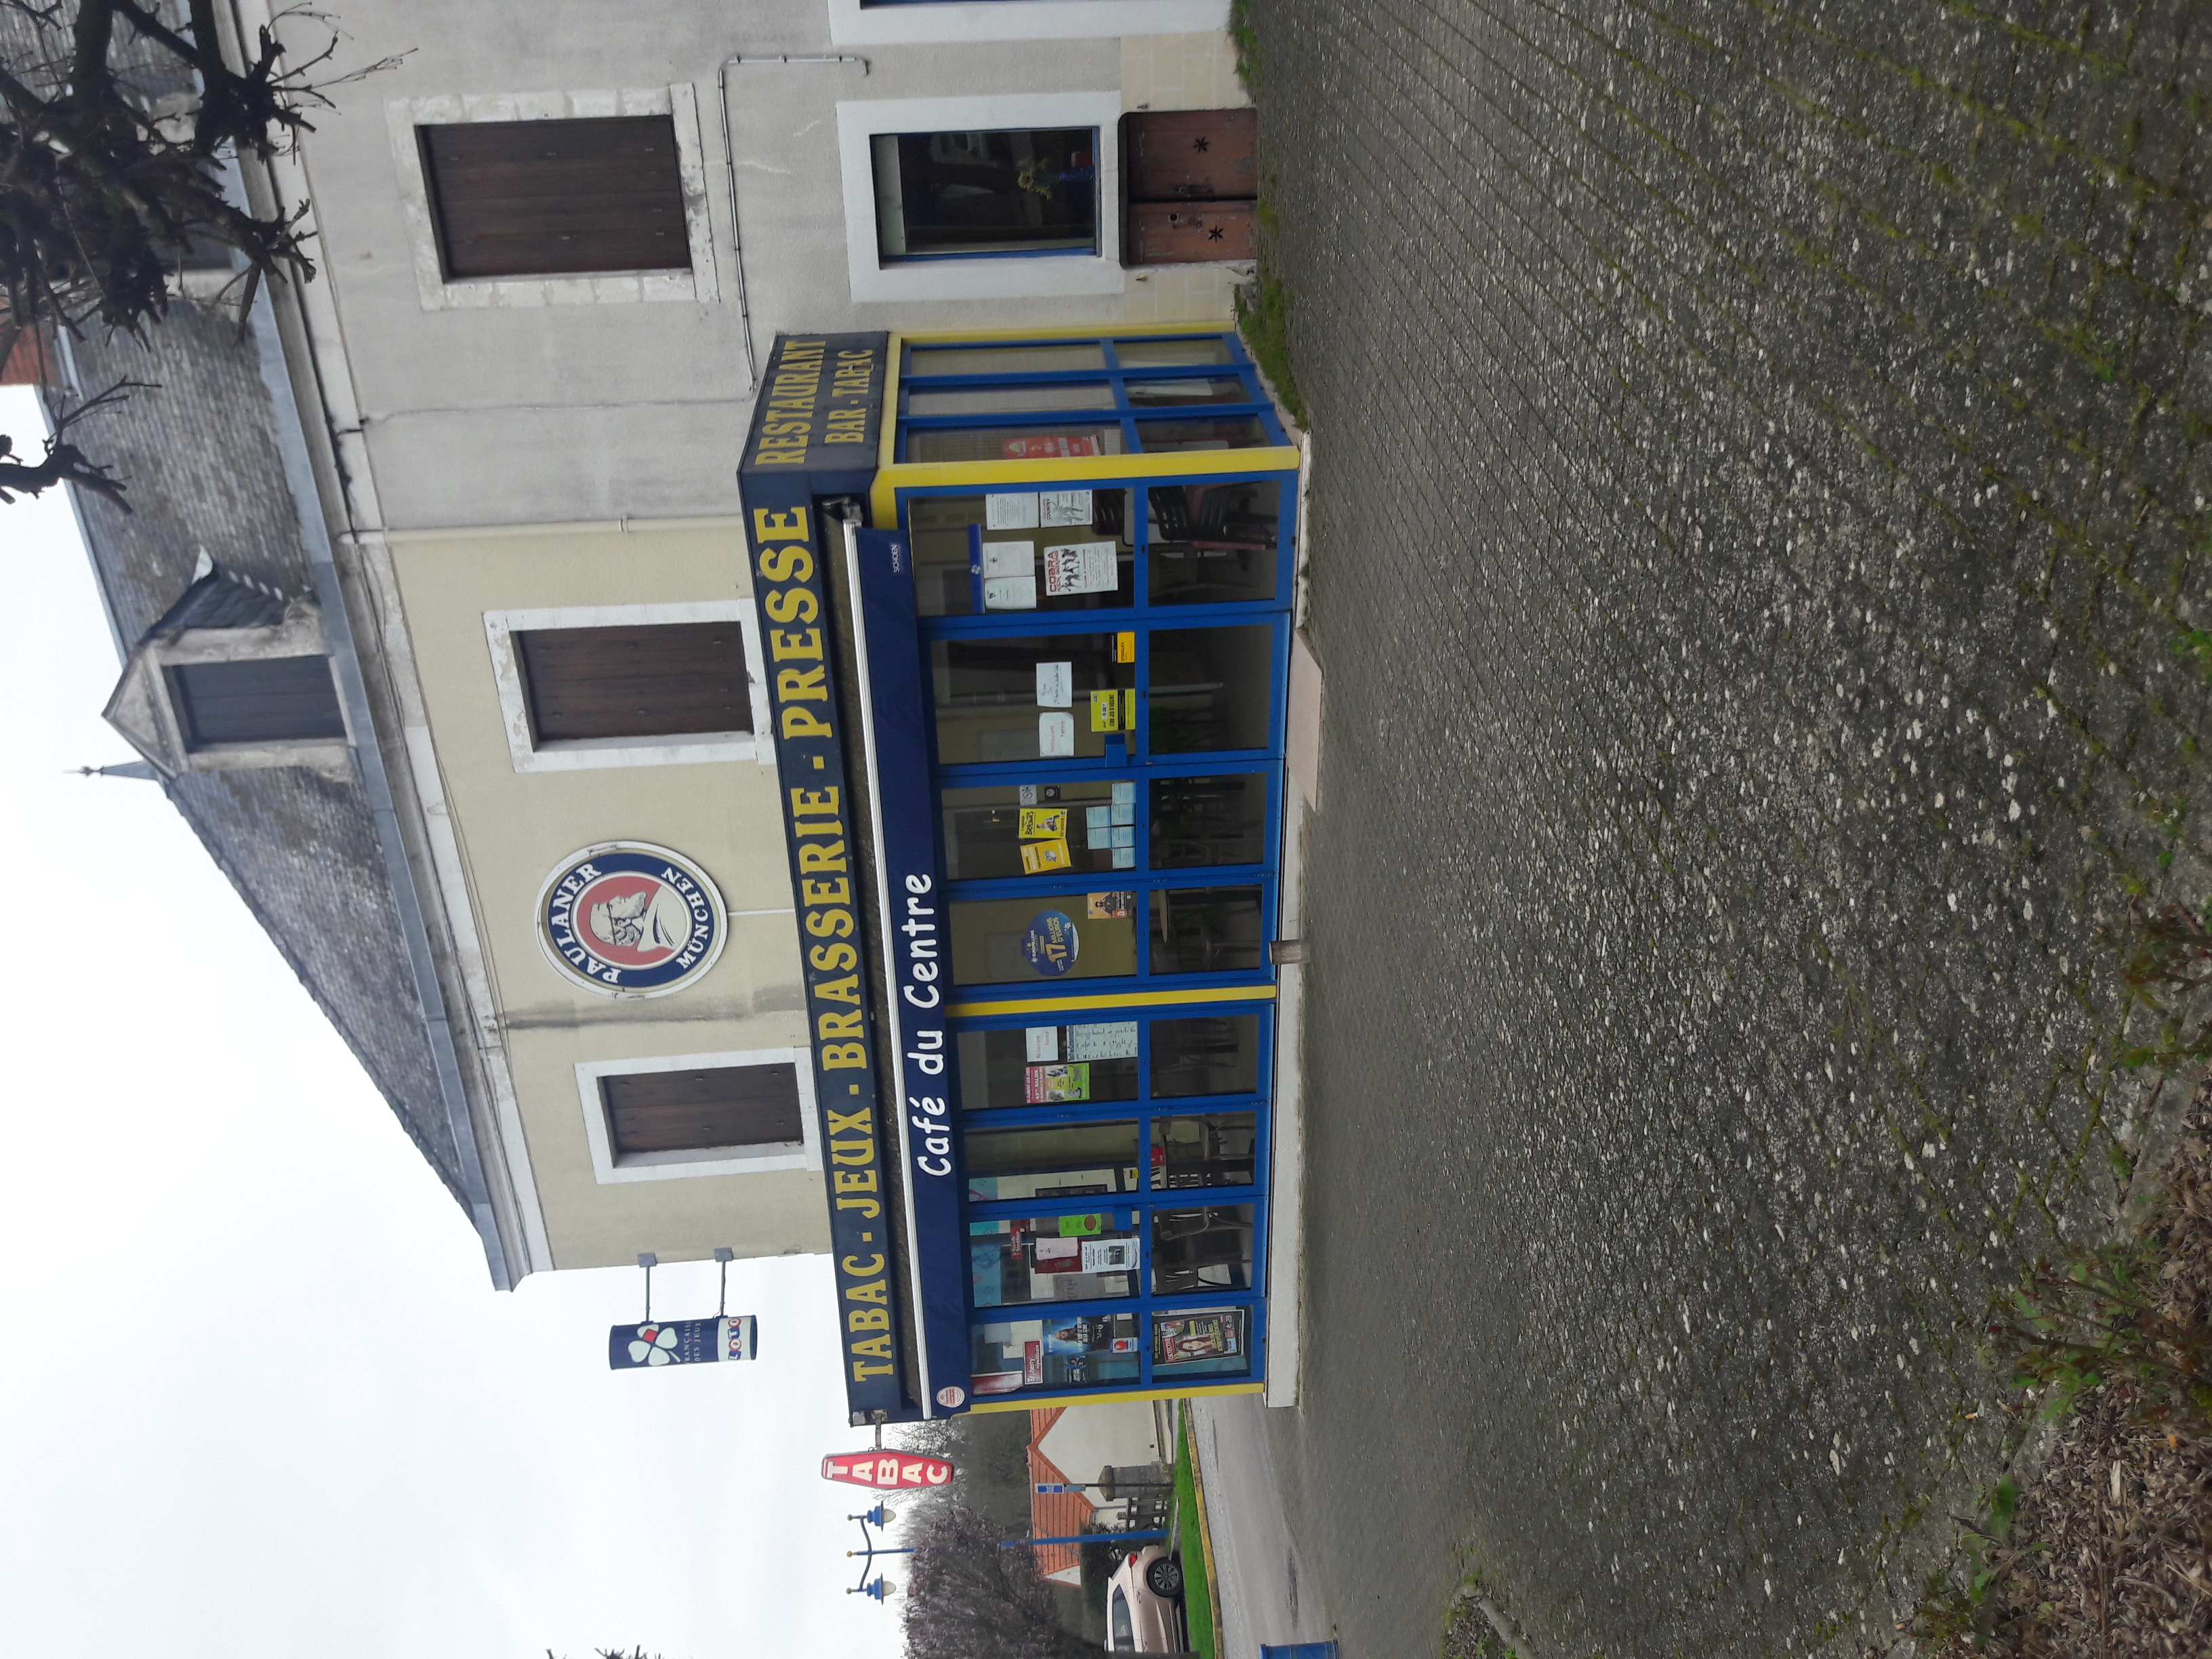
167;657;346;747
602;1065;804;1155
419;117;691;280
516;622;752;742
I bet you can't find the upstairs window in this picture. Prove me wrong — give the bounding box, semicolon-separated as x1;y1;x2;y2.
871;127;1099;262
166;657;345;750
419;117;691;279
600;1063;803;1157
516;623;751;742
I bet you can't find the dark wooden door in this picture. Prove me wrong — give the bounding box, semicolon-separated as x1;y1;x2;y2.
1121;110;1258;267
1124;110;1259;203
1126;201;1257;266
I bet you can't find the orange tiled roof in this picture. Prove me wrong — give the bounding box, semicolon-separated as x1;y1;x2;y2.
1027;1408;1092;1576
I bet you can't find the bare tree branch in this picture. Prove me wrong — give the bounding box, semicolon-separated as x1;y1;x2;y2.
0;375;152;507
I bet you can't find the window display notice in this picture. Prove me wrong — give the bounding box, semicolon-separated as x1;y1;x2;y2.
983;540;1036;611
1040;489;1093;527
1022;1019;1138;1067
1154;1308;1247;1367
986;492;1041;529
1026;1061;1090;1101
1004;434;1100;459
1044;540;1118;596
1038;712;1076;756
1035;661;1073;707
1088;688;1137;733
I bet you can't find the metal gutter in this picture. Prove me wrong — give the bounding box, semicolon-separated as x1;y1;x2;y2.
842;517;938;1414
236;200;514;1292
717;52;870;394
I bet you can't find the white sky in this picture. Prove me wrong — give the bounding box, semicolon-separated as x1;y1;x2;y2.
0;387;906;1659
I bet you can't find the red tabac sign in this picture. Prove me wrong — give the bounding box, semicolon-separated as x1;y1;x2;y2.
821;1452;955;1490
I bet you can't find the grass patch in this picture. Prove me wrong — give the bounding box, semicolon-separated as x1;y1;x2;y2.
1235;268;1309;432
1904;1085;2212;1654
1229;0;1259;95
1172;1409;1218;1659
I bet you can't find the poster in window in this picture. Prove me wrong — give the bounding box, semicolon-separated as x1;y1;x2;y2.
1153;1309;1245;1366
1034;661;1073;708
1025;1025;1061;1061
984;575;1038;610
1081;1237;1139;1273
1018;807;1069;840
1066;1020;1137;1059
1021;910;1080;975
1025;1061;1090;1102
1043;540;1119;596
986;493;1041;529
1038;712;1076;756
1039;489;1092;527
1004;434;1100;459
1084;892;1134;920
1019;836;1073;875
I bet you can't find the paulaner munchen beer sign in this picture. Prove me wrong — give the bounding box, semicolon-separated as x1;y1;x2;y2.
536;842;728;998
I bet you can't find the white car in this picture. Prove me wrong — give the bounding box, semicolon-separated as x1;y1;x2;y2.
1105;1544;1187;1653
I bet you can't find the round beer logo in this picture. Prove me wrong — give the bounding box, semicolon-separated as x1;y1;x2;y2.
936;1385;967;1410
1022;911;1080;977
536;842;728;998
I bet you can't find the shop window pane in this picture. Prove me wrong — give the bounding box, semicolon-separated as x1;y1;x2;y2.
1151;1206;1255;1294
1136;415;1270;453
957;1019;1142;1110
1150;1015;1263;1099
1124;376;1251;407
1150;774;1267;868
951;896;1139;985
908;491;1134;617
1153;1113;1258;1190
930;633;1132;763
970;1212;1141;1307
872;129;1099;260
964;1121;1141;1204
1148;626;1275;754
912;343;1108;375
1145;479;1279;607
1149;885;1266;975
1150;1305;1250;1376
1115;337;1233;368
972;1311;1141;1397
942;779;1127;878
905;423;1125;464
908;382;1118;416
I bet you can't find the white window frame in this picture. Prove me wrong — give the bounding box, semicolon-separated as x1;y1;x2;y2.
577;1049;820;1184
387;86;721;310
828;0;1228;45
484;600;774;773
837;93;1127;303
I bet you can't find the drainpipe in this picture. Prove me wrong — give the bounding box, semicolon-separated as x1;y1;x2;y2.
717;53;869;392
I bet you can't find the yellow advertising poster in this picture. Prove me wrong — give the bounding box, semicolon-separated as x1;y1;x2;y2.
1017;807;1068;840
1089;689;1136;733
1114;631;1136;663
1020;837;1073;874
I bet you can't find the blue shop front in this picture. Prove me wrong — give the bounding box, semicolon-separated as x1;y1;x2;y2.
738;325;1299;1424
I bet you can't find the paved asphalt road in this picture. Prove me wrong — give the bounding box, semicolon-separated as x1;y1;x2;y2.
1248;4;2212;1657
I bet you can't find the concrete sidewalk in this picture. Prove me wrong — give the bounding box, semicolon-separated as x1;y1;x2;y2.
1189;1394;1335;1658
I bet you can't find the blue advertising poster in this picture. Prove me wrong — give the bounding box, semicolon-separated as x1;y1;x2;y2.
849;525;977;1414
608;1315;758;1370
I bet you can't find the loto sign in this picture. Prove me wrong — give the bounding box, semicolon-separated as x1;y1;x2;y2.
821;1451;955;1491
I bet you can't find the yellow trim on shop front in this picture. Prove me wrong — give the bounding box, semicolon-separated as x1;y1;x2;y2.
897;320;1228;346
947;984;1278;1019
878;333;905;478
869;447;1299;531
969;1381;1264;1414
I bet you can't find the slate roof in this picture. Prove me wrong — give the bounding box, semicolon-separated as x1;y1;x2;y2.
59;302;472;1210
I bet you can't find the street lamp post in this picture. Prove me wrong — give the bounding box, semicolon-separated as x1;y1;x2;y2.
846;1504;914;1601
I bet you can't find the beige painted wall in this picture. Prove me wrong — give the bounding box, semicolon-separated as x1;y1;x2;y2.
389;520;830;1269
